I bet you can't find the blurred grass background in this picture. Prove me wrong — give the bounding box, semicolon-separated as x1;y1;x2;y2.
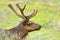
0;0;60;40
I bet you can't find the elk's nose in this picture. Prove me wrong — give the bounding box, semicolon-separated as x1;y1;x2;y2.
36;25;41;30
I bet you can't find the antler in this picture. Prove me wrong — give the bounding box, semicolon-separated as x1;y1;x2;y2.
27;9;38;19
8;3;38;21
16;3;38;19
16;3;26;17
8;3;25;19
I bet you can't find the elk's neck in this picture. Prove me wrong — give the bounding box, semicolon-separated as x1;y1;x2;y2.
17;29;28;39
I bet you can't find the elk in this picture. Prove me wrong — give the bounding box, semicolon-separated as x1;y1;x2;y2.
0;3;41;40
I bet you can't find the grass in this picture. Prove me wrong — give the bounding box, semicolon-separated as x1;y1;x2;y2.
0;0;60;40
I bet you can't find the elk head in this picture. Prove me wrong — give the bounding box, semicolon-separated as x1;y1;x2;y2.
8;3;41;39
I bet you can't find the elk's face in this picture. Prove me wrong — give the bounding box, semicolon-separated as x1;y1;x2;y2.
23;21;41;31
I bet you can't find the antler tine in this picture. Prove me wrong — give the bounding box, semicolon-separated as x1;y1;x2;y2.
22;4;26;10
8;3;25;19
16;3;26;17
27;9;38;19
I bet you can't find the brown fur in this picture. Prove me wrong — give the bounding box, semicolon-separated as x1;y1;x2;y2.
0;3;41;40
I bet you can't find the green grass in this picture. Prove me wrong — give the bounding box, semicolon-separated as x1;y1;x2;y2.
0;0;60;40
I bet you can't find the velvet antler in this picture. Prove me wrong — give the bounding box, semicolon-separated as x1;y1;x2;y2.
0;2;41;40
